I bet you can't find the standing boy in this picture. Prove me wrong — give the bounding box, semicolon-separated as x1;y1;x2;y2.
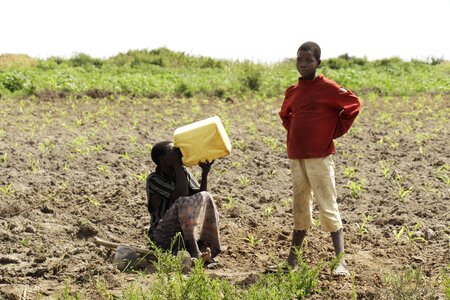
279;41;361;276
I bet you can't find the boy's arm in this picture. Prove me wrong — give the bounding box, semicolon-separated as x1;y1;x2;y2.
169;148;189;201
148;194;161;214
279;85;296;131
198;160;214;191
333;88;361;139
279;109;291;131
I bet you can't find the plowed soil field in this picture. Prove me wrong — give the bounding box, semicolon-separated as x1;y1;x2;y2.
1;93;449;299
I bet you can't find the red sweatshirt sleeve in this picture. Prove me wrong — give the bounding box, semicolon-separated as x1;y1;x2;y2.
333;87;361;139
279;85;296;131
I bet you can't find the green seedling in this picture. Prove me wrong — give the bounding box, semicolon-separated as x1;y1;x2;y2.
313;218;321;228
132;172;147;182
38;139;56;153
129;135;137;145
0;183;15;195
418;146;424;155
59;181;69;191
267;169;277;177
346;178;365;198
95;278;113;300
26;153;39;173
92;144;104;152
354;213;374;236
72;118;83;126
348;126;362;136
343;166;356;178
238;175;249;186
71;136;90;155
245;121;257;135
232;139;247;151
120;152;131;160
225;195;236;210
396;185;413;201
99;120;109;128
393;226;405;242
20;237;31;247
263;205;274;218
85;196;100;207
97;164;110;174
281;197;292;208
435;164;450;185
392;171;403;182
394;221;426;243
404;221;426;243
231;161;242;169
380;160;392;178
244;234;262;248
0;152;7;163
390;141;399;149
144;143;153;154
415;132;433;145
262;136;279;151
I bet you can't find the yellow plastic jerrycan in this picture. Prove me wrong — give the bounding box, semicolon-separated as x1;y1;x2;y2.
173;116;232;167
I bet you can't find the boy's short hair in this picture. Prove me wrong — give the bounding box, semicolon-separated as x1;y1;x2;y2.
151;141;173;166
297;41;321;61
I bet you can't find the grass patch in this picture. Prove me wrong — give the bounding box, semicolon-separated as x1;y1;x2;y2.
381;267;437;300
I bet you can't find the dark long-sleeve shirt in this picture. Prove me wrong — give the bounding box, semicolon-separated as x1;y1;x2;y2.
146;166;200;234
279;74;361;159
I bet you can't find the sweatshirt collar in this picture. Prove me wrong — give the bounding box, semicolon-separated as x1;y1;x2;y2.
298;74;323;85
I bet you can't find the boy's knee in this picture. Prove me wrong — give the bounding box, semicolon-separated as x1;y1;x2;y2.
199;191;212;199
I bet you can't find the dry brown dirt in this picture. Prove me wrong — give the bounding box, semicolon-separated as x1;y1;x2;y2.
0;94;449;299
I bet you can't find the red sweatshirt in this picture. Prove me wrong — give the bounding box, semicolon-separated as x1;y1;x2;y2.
279;74;361;159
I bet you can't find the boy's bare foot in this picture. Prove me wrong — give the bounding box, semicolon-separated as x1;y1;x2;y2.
264;263;290;274
287;252;297;268
333;262;350;277
200;247;212;262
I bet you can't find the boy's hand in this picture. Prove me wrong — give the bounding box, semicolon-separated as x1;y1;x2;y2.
199;160;214;175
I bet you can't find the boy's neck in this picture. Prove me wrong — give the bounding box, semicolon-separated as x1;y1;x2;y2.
301;72;317;81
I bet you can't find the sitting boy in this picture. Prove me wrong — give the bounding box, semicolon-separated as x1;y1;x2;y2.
146;141;221;263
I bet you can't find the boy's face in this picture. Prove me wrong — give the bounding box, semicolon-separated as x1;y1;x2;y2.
296;50;320;78
159;143;175;169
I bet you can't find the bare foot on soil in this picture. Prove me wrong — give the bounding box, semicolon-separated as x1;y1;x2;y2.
200;247;212;262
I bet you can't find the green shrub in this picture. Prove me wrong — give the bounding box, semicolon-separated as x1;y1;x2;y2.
69;53;103;68
1;48;449;98
239;62;263;91
1;73;25;92
175;82;193;98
